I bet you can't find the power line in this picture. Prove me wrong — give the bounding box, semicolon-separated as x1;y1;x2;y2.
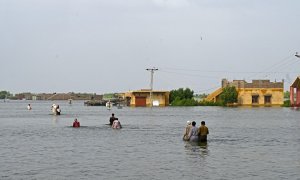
195;85;221;93
245;55;295;80
159;69;220;79
160;68;299;74
161;55;296;76
158;53;299;93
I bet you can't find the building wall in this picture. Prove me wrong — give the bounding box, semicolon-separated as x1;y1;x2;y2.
127;91;169;107
151;92;169;106
290;77;300;107
237;88;283;106
216;79;284;106
131;92;147;106
297;88;300;105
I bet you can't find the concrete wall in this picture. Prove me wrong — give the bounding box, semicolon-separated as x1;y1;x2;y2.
210;79;284;106
127;91;170;107
150;92;169;106
237;88;283;106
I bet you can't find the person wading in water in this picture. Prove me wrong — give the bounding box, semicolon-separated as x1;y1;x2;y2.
198;121;209;142
73;118;80;128
109;113;118;125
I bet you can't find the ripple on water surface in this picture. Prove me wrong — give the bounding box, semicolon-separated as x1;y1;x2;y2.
0;101;300;179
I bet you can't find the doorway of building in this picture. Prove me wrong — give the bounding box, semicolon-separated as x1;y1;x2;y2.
135;97;146;107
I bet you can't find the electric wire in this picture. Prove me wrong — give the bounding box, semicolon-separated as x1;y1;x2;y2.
157;54;300;93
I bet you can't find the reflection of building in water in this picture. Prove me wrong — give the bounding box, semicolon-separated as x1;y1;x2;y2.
290;76;300;107
206;79;284;106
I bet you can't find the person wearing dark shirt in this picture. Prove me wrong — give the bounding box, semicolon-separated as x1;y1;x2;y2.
56;105;61;115
109;113;118;125
198;121;209;142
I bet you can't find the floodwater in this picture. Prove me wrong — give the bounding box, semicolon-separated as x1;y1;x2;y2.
0;100;299;180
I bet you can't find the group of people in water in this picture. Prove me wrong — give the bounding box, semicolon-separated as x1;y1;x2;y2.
72;113;122;129
30;103;121;129
27;103;208;140
27;104;61;115
183;120;209;142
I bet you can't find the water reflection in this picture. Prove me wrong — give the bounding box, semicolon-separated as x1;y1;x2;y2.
184;141;209;158
52;115;58;124
1;102;299;179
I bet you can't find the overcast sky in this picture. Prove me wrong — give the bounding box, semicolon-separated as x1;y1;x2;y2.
1;0;300;94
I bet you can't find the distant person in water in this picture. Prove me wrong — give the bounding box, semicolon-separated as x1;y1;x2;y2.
198;121;209;142
109;113;118;125
183;121;192;141
73;118;80;128
27;104;32;110
56;105;61;115
112;119;122;129
50;104;61;115
188;121;199;142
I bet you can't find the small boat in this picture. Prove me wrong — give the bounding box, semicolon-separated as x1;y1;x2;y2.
84;100;106;106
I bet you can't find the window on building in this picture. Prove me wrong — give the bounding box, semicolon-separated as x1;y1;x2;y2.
264;95;271;104
252;95;259;104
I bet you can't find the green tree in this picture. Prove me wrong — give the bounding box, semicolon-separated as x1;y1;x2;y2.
220;86;238;106
284;91;290;99
282;100;291;107
0;91;12;99
198;100;222;106
194;93;208;98
169;88;197;106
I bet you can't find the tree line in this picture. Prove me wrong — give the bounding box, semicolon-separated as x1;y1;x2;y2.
0;91;12;99
169;87;238;106
170;87;292;107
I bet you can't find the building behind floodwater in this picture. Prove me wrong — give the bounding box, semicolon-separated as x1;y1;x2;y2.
206;79;284;106
290;76;300;107
124;89;170;107
15;92;103;101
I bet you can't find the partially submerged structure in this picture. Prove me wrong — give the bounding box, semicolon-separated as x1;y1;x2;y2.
206;79;284;106
125;89;170;107
290;76;300;107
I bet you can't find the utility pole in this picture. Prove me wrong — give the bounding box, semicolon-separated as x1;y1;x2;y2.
146;67;158;107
